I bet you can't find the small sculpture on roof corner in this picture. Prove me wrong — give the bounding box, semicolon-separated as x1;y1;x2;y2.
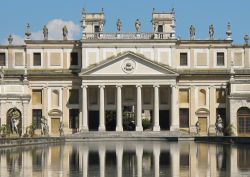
226;22;232;40
189;25;195;40
117;18;122;32
25;23;31;40
8;34;13;45
135;19;141;33
43;25;48;40
62;25;68;40
244;34;249;46
209;24;215;40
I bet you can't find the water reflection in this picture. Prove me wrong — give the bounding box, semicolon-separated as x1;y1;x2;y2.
0;141;250;177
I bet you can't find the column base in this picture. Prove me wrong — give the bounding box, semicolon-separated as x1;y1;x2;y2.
136;126;143;131
189;125;197;134
208;125;216;136
80;126;89;132
116;126;123;132
98;126;106;132
153;126;160;131
170;125;179;131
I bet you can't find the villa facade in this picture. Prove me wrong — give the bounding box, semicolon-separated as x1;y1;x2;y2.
0;9;250;136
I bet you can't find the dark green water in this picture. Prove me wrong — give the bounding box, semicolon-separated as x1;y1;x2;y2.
0;141;250;177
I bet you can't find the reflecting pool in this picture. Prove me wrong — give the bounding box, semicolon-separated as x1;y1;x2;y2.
0;141;250;177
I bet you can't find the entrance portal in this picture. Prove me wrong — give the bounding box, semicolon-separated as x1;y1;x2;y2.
159;110;170;130
89;111;99;131
237;107;250;136
198;117;207;134
51;118;60;135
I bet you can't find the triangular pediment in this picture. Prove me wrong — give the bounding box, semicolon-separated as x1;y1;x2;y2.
79;52;178;77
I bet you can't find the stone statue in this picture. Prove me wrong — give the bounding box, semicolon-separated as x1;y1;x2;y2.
11;118;19;134
99;22;104;32
59;122;64;136
43;25;48;40
209;24;215;40
189;25;195;40
62;25;68;40
215;114;224;136
116;18;122;32
41;117;49;136
244;34;249;46
8;107;21;135
135;19;141;33
8;34;13;45
195;120;200;135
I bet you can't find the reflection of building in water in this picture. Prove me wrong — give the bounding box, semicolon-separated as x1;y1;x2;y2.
0;142;250;177
1;8;250;136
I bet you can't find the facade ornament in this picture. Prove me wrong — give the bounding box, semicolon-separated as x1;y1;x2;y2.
230;60;235;81
23;66;28;83
244;34;249;46
195;120;200;135
43;25;48;40
215;114;224;136
81;8;86;39
62;25;68;40
0;67;4;82
8;34;13;45
226;22;232;40
135;19;141;33
209;24;215;40
99;22;104;32
25;23;31;40
116;18;122;32
189;25;195;40
122;59;136;74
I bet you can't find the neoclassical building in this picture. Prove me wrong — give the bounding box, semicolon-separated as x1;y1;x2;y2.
0;9;250;136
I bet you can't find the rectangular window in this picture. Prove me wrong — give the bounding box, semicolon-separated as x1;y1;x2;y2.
179;108;189;128
69;89;79;104
32;109;42;129
216;89;226;103
70;52;78;66
180;53;188;66
179;89;189;103
0;53;6;66
32;90;42;105
33;53;41;66
69;109;79;129
94;26;100;33
158;25;163;32
217;52;225;66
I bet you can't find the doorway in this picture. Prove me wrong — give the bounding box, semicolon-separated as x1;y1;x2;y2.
198;117;207;134
51;118;60;135
159;110;170;130
88;111;99;131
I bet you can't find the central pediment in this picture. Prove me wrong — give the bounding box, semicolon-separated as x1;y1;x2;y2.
79;52;178;77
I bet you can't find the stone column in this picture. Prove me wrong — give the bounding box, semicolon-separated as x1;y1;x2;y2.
170;143;180;177
99;145;106;177
62;87;69;134
116;85;123;131
190;86;197;133
116;144;123;177
209;86;216;135
153;143;160;177
83;147;89;177
81;84;88;131
136;85;143;131
170;85;179;131
136;144;143;177
153;85;160;131
99;85;106;131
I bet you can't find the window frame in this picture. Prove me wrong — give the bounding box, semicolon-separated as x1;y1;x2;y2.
33;52;42;66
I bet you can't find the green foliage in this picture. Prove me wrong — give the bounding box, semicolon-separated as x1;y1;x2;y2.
142;119;151;130
105;111;116;131
0;124;11;137
25;123;36;137
224;124;235;136
122;113;135;131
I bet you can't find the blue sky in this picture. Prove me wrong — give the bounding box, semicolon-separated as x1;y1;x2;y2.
0;0;249;44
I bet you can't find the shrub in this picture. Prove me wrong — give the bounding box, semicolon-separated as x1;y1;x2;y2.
142;119;151;130
122;113;135;131
224;124;235;136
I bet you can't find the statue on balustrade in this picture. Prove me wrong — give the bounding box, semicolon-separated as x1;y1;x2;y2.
189;25;195;40
209;24;215;40
43;25;48;40
62;25;68;40
195;120;200;135
41;117;49;136
59;122;64;136
116;18;122;32
215;114;224;136
135;19;141;33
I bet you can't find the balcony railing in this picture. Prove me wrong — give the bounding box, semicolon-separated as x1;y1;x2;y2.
83;32;175;40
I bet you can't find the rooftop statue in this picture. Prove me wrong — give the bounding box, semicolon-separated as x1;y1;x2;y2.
43;25;48;40
117;18;122;32
190;25;195;40
62;25;68;40
209;24;215;40
135;19;141;33
8;34;13;45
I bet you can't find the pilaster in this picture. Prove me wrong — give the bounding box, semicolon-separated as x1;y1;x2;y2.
209;86;216;135
153;84;160;131
136;85;143;131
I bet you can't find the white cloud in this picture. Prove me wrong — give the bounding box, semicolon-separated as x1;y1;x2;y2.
2;19;81;45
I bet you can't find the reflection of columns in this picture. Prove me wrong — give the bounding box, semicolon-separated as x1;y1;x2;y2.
83;147;89;177
230;146;237;177
209;145;217;177
116;144;123;177
209;86;216;135
153;85;160;131
136;85;143;131
99;85;106;131
99;145;106;177
170;85;179;131
189;142;198;177
136;144;143;177
170;143;180;177
116;85;123;131
81;85;88;131
153;143;160;177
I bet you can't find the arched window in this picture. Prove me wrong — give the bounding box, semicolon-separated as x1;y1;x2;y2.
237;107;250;136
52;90;59;107
199;89;206;106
